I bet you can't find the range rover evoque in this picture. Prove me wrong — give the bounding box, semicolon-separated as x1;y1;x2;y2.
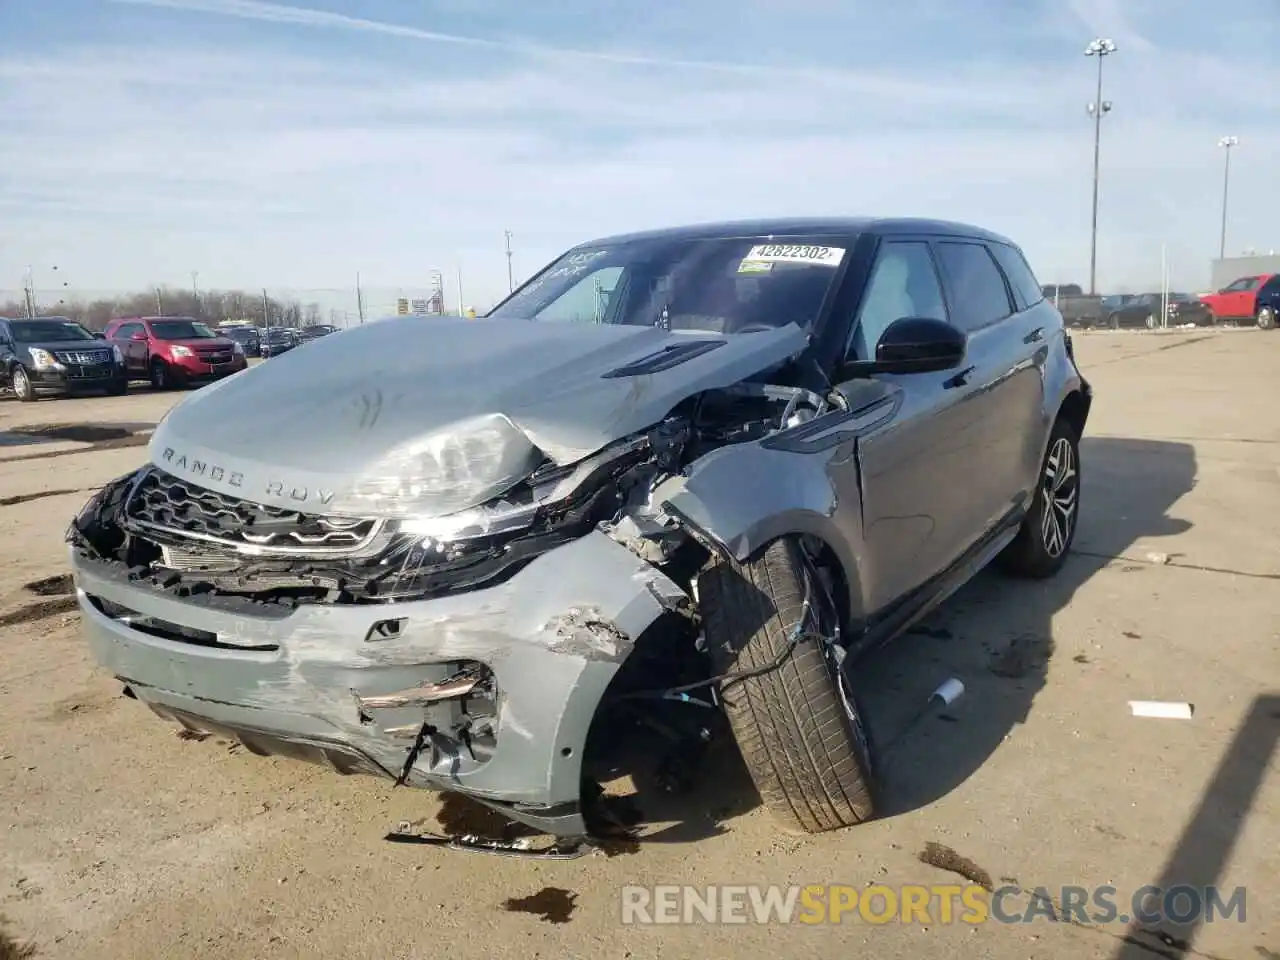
68;218;1091;845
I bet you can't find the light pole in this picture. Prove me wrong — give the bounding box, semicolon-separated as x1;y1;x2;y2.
1217;136;1238;260
504;230;514;293
1085;37;1116;296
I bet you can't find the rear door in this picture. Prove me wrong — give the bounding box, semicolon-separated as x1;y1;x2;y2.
935;239;1047;533
113;322;147;372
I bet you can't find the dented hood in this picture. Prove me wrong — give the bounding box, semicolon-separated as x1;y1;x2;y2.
149;316;807;516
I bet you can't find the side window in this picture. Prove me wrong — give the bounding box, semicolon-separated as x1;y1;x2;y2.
847;241;947;360
935;242;1014;332
117;323;141;339
989;243;1045;312
534;267;624;324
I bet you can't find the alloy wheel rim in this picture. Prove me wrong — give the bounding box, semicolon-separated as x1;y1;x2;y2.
1040;437;1078;558
14;369;29;396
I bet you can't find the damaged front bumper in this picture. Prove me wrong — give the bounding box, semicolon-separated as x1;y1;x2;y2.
71;530;687;837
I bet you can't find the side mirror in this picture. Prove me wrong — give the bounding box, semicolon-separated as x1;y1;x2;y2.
93;331;106;339
845;317;966;376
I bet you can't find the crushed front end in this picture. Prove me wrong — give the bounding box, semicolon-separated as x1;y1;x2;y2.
66;431;697;838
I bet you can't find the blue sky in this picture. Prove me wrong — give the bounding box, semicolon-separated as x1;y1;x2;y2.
1;0;1277;306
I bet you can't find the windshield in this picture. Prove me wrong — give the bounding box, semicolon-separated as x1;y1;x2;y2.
11;319;96;343
488;237;850;334
151;319;216;340
221;327;256;340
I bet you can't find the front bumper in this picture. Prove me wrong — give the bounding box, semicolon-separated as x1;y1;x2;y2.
170;355;248;380
71;530;686;836
30;364;127;393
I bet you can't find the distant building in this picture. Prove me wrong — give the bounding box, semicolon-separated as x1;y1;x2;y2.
1209;254;1280;291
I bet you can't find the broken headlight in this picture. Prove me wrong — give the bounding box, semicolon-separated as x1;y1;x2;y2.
329;414;543;521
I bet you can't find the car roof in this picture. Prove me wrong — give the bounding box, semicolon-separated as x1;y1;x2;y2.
582;216;1017;248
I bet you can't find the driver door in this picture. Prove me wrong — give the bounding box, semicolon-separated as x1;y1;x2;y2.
833;238;987;619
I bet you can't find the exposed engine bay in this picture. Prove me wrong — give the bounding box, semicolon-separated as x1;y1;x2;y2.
68;381;836;610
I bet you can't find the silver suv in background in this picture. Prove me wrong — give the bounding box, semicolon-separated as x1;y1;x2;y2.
68;218;1090;847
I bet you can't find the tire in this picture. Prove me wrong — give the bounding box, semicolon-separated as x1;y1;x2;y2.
1258;306;1277;331
1206;309;1218;327
1144;313;1156;330
1107;313;1120;330
698;538;876;834
150;358;170;390
12;366;36;402
998;417;1081;578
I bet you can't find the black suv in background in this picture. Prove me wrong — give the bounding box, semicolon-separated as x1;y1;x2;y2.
216;324;262;357
259;326;298;358
0;316;129;401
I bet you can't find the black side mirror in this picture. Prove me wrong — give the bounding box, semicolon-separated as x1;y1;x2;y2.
844;316;966;376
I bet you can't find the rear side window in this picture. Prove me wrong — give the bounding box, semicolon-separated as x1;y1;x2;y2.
989;244;1045;311
1260;275;1280;294
935;242;1014;332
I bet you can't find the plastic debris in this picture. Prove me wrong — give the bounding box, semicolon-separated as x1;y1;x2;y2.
931;677;965;707
1128;700;1194;719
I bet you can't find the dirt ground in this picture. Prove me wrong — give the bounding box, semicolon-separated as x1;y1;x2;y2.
1;333;1277;960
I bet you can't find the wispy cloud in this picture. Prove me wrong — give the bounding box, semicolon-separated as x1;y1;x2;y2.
1;0;1276;303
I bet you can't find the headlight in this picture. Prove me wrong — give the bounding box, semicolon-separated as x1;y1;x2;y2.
171;345;193;358
28;348;60;370
330;414;542;520
111;344;124;363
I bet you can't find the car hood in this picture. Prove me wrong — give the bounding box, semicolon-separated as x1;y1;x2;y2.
149;316;808;517
19;339;113;353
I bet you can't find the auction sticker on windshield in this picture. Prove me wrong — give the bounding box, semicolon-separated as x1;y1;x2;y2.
739;244;845;272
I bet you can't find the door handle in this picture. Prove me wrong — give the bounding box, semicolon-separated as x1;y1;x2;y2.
1023;326;1044;344
943;365;975;389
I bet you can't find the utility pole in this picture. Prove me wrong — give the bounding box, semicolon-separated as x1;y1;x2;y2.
504;230;514;292
456;266;465;316
262;288;270;327
356;271;365;324
1217;136;1239;260
1085;38;1116;297
22;266;35;318
155;288;164;314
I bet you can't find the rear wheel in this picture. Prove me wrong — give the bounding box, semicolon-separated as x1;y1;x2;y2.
1144;312;1156;330
698;538;876;834
12;367;36;402
998;418;1081;578
1258;306;1277;331
1108;313;1120;330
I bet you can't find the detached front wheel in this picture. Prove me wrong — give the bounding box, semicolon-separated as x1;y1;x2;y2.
698;538;876;834
1258;306;1277;331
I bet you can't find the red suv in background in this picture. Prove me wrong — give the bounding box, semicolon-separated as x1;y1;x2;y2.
1198;274;1280;328
105;316;248;389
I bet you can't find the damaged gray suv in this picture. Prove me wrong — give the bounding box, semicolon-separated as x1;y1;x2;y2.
69;218;1090;846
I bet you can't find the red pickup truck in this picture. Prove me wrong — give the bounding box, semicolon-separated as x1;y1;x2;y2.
105;316;248;389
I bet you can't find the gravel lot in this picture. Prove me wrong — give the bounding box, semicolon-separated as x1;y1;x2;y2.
1;333;1277;960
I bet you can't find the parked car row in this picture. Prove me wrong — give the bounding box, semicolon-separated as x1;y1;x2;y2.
1;314;348;401
1047;272;1280;331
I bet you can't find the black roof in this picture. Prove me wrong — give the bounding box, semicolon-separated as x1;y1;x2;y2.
586;217;1016;248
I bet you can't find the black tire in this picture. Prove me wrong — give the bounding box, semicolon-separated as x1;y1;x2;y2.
150;358;170;390
1107;313;1120;330
698;538;875;834
12;366;36;402
998;417;1081;578
1258;306;1277;331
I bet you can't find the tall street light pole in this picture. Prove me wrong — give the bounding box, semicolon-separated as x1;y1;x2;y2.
1085;38;1116;296
1217;136;1239;260
504;230;514;292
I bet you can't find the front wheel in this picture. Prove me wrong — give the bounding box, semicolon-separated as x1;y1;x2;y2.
1144;313;1156;330
149;358;170;390
1107;313;1120;330
998;418;1081;578
1258;306;1277;331
698;538;876;834
12;366;36;402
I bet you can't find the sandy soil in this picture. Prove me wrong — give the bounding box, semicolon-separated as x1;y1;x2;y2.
1;333;1277;960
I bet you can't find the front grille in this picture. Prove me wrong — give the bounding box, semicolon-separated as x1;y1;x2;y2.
125;467;385;556
198;350;233;363
55;349;112;365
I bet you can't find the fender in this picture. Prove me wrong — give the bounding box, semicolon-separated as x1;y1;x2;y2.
658;435;869;626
